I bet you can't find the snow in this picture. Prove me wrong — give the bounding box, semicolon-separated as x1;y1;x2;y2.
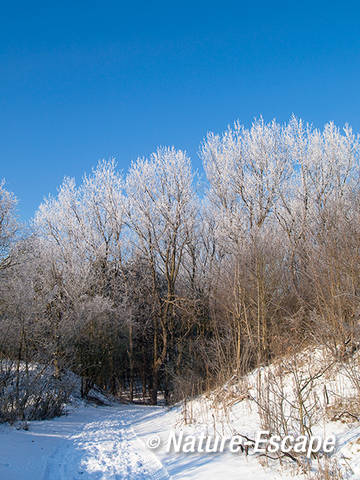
0;401;289;480
0;401;357;479
2;348;360;479
135;406;284;480
0;405;170;480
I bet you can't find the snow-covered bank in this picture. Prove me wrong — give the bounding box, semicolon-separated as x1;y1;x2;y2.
135;405;284;480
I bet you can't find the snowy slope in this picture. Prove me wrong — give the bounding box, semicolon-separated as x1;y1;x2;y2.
134;404;285;480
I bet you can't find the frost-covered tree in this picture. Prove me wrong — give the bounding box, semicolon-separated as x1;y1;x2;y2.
201;118;293;244
200;116;360;370
0;180;17;270
201;119;294;364
275;118;360;245
126;146;197;404
34;160;126;385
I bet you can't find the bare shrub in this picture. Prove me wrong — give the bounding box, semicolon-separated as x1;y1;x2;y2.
307;457;351;480
0;363;74;423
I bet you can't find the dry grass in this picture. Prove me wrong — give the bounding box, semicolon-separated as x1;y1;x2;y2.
307;457;350;480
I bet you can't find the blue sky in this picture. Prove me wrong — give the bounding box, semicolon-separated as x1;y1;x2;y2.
1;1;360;220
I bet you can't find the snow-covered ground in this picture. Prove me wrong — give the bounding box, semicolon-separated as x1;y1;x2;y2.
0;404;167;480
0;400;359;479
2;348;360;479
0;402;287;480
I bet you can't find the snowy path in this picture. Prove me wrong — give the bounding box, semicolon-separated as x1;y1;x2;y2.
43;407;170;480
0;405;170;480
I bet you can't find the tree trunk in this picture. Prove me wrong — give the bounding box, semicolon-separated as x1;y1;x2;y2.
150;367;158;405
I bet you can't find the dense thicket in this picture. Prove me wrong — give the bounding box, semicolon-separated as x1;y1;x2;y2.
1;117;360;416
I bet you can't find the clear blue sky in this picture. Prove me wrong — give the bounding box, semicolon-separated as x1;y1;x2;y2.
1;0;360;220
